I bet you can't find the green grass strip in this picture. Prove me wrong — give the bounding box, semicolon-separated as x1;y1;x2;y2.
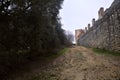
93;48;120;56
49;48;68;59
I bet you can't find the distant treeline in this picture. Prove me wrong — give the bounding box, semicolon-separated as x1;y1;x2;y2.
0;0;72;79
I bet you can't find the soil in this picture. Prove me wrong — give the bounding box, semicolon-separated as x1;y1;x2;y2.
8;46;120;80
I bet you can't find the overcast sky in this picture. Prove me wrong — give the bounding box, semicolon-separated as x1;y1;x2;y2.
60;0;114;35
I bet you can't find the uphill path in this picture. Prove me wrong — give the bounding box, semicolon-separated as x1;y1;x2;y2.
8;46;120;80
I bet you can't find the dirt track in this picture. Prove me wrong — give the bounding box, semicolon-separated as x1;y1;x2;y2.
9;46;120;80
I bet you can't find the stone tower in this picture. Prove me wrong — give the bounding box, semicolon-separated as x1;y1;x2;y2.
98;7;104;19
85;27;87;33
75;29;85;45
92;18;95;26
88;24;91;30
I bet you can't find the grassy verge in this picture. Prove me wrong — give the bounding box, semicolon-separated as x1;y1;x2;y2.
48;48;68;59
93;48;120;56
30;48;68;80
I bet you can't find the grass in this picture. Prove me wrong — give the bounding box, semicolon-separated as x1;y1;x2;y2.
30;48;68;80
49;48;68;59
93;48;120;56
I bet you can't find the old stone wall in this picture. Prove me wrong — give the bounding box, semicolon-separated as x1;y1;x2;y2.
78;0;120;52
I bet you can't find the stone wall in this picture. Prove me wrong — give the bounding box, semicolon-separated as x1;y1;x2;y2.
78;0;120;52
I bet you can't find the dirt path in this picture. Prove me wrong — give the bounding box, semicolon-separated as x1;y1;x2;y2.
8;46;120;80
